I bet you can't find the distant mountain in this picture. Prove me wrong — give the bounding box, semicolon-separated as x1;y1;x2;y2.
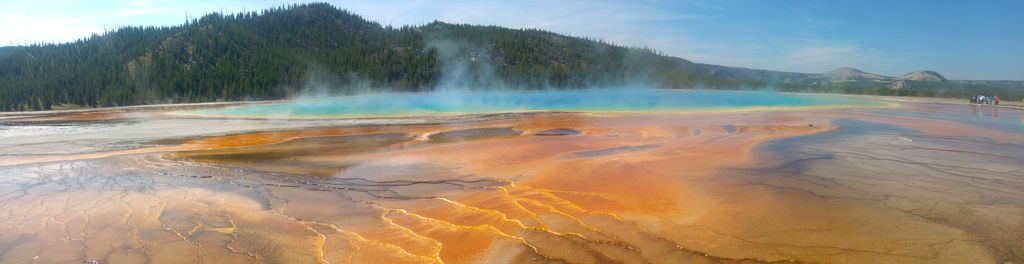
0;3;1021;111
824;67;890;82
701;66;1022;99
900;71;947;82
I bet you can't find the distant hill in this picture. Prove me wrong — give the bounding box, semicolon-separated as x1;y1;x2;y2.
824;67;890;82
756;67;1024;99
901;71;947;82
0;3;1021;111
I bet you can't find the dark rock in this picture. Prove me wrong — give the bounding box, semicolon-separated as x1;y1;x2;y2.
429;127;521;142
534;128;580;136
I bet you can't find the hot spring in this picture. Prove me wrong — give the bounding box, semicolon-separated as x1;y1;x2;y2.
185;89;878;118
3;89;1023;263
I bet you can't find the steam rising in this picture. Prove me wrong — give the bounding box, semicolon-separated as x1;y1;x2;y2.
226;37;851;119
193;89;873;119
429;39;509;91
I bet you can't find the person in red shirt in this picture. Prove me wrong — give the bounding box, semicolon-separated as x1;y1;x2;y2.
994;95;1000;105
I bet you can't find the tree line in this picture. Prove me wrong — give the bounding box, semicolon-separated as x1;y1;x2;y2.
1;3;1020;111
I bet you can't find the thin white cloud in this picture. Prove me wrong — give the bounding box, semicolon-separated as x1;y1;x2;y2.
0;15;98;46
787;44;861;67
782;43;889;73
111;7;177;18
335;0;707;45
0;0;898;76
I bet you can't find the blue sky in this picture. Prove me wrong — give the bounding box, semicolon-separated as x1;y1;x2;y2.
2;0;1021;80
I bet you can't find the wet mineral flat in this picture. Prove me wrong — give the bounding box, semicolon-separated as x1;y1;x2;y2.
0;99;1021;263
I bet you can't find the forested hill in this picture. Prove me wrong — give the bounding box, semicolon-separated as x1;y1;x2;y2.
1;3;1021;111
0;3;738;111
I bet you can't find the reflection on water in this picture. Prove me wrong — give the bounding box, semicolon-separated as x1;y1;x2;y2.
870;103;1024;133
0;99;1022;263
747;119;1024;262
0;121;134;138
971;104;1001;117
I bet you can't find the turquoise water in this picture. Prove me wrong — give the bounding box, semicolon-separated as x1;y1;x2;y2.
189;89;878;118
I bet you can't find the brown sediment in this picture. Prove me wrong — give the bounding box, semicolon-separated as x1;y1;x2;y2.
428;127;522;142
565;144;659;158
2;110;134;122
1;106;1022;263
167;112;843;262
534;128;581;136
175;133;414;177
0;145;193;167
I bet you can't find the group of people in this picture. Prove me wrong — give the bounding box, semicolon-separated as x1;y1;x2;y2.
970;95;1001;105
